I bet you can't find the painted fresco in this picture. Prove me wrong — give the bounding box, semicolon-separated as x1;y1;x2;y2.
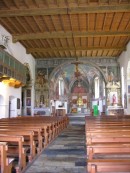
35;59;121;109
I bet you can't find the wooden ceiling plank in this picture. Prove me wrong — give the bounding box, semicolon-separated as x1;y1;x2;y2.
0;18;15;34
42;16;50;32
119;0;122;4
77;0;80;6
87;13;89;30
94;13;97;30
26;46;125;53
23;0;30;8
102;13;107;30
109;12;116;30
56;0;60;7
45;0;50;8
13;0;19;9
1;5;130;17
59;15;65;32
24;17;35;32
50;16;57;31
33;0;40;8
33;16;43;32
2;0;10;9
7;17;21;33
125;17;130;30
15;17;28;32
69;14;76;50
117;13;125;30
12;30;130;42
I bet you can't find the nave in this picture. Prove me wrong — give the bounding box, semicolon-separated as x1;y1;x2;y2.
23;124;86;173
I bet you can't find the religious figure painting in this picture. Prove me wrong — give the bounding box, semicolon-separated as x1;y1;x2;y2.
128;85;130;94
26;89;31;97
26;98;31;106
109;92;118;106
27;108;31;115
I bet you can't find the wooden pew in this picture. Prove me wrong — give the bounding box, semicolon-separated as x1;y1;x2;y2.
85;115;130;173
0;125;43;153
0;130;36;161
0;134;26;173
0;116;69;147
87;159;130;173
0;142;14;173
87;143;130;160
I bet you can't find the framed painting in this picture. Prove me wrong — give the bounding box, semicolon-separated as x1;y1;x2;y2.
26;98;31;106
26;89;31;97
27;108;31;115
128;85;130;94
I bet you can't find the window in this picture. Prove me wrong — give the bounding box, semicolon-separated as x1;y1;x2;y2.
59;77;64;96
94;77;99;99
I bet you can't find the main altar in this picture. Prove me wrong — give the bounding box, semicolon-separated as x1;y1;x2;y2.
71;93;90;114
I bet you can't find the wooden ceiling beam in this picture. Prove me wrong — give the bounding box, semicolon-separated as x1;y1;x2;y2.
13;31;130;42
0;5;130;17
27;46;125;53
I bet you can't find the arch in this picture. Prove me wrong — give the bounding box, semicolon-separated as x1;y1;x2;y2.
49;60;107;83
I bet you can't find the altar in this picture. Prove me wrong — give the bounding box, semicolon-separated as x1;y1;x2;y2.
71;94;89;114
107;106;124;115
34;107;50;116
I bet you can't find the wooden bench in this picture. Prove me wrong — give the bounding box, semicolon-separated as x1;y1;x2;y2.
85;115;130;173
0;142;14;173
0;130;36;161
0;125;43;153
87;143;130;160
87;159;130;173
0;134;25;173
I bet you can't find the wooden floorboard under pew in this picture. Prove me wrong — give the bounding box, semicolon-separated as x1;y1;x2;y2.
0;135;26;173
0;142;14;173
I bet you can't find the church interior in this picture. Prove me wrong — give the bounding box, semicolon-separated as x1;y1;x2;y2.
0;0;130;173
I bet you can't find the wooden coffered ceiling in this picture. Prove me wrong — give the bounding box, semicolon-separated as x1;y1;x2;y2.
0;0;130;59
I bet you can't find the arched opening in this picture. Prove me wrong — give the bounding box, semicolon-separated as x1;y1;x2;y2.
49;60;106;115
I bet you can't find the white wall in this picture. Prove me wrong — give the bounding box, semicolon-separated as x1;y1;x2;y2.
118;41;130;114
0;25;36;118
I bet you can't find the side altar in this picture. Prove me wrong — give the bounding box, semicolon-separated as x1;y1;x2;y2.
106;81;124;115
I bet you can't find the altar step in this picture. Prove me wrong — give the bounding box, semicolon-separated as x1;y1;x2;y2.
67;113;86;125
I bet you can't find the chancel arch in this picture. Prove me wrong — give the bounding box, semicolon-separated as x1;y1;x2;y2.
48;60;107;114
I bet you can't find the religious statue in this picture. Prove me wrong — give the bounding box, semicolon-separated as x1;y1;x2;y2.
36;70;46;87
77;96;83;106
112;94;117;106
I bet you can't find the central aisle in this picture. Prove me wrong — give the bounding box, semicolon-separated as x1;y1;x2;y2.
24;124;86;173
